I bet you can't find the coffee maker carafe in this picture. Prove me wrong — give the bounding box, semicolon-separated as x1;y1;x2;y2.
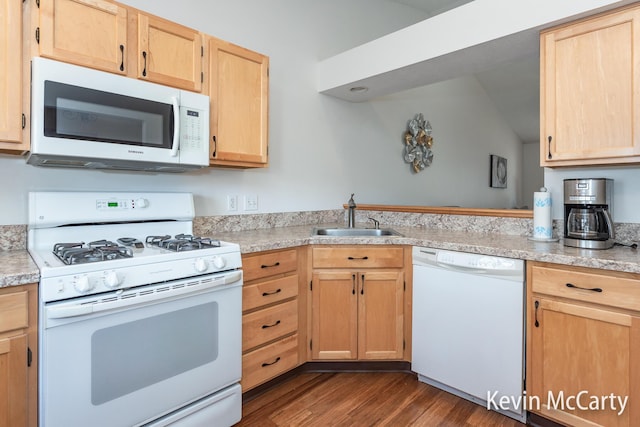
563;178;614;249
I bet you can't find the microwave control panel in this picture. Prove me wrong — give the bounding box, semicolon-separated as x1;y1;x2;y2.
180;108;204;150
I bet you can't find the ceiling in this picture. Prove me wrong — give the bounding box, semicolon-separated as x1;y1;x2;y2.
382;0;540;144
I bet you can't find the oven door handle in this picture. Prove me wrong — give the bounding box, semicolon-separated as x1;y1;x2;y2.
48;304;95;319
46;270;243;321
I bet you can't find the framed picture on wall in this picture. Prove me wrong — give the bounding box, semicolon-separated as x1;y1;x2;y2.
490;155;507;188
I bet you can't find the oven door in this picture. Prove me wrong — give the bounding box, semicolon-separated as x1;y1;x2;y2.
40;272;242;427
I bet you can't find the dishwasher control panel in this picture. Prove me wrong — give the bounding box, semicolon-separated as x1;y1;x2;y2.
436;251;517;270
412;246;524;277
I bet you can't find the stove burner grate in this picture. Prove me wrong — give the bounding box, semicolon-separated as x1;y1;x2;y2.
146;234;221;252
53;241;133;265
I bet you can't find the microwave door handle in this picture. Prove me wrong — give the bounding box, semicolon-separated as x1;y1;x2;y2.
170;96;180;157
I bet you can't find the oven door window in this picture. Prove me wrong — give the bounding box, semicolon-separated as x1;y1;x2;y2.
44;81;173;148
91;302;218;405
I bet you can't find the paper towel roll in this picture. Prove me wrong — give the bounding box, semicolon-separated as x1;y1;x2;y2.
533;188;553;239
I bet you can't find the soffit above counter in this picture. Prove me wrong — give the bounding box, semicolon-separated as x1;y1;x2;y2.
317;0;635;102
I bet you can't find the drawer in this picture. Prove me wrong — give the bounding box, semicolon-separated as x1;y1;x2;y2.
0;291;29;334
530;264;640;312
243;249;298;282
243;274;298;312
242;333;298;391
312;246;404;269
242;299;298;351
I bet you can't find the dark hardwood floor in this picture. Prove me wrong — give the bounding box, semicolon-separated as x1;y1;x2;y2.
237;372;526;426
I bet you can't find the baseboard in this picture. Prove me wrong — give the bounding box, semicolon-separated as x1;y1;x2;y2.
302;360;412;373
527;412;565;427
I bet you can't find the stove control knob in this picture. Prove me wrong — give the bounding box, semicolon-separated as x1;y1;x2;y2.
74;275;94;294
194;258;209;273
104;271;124;289
135;198;149;209
212;255;226;269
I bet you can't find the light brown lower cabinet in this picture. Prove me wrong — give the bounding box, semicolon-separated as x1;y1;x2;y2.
240;248;303;391
310;246;405;361
527;262;640;427
0;284;37;427
242;334;298;391
310;270;404;360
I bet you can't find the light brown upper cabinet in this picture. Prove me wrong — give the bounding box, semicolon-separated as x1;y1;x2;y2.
37;0;128;74
32;0;203;92
0;0;26;153
206;36;269;168
135;13;203;92
540;4;640;166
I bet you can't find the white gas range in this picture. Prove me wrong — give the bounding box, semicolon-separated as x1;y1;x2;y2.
28;191;243;427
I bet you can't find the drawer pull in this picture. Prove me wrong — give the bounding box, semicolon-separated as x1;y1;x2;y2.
566;283;603;293
347;256;368;260
261;262;280;269
261;357;281;367
262;288;282;296
261;320;281;329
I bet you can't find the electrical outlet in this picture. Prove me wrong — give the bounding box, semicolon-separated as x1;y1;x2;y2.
244;194;258;211
226;195;238;211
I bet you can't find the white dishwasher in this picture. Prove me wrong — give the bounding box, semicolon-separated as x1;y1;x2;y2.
411;246;526;423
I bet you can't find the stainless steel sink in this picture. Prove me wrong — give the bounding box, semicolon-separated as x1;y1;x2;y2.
312;227;403;237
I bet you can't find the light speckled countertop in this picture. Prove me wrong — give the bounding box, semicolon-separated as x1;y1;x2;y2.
0;251;40;288
3;223;639;288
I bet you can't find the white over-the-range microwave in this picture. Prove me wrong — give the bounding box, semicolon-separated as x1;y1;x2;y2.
27;57;210;172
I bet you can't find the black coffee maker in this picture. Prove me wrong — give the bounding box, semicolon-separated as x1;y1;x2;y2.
563;178;614;249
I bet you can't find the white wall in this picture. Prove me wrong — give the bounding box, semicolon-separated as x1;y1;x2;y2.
353;77;524;209
522;142;545;208
544;166;640;223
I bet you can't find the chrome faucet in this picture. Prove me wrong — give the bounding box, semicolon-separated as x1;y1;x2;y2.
347;193;356;228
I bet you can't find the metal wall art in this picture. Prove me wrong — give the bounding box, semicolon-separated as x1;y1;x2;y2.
403;113;434;173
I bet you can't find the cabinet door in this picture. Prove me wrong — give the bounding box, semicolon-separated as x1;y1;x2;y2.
541;6;640;166
358;270;404;360
311;271;357;360
530;297;640;426
0;0;23;148
137;13;202;91
39;0;127;74
0;335;28;427
207;37;269;167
